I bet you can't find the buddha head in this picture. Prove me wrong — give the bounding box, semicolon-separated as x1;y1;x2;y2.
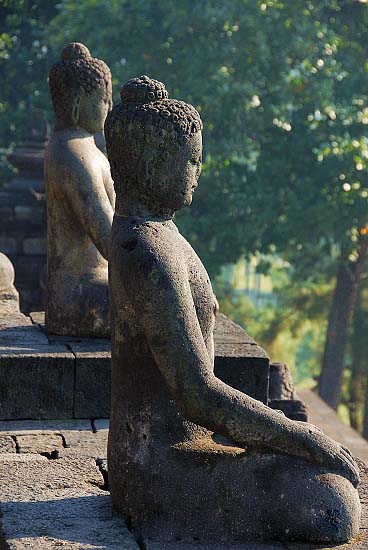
105;76;203;215
49;42;112;133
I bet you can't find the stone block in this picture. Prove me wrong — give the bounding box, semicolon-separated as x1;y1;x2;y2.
29;311;45;325
71;341;111;418
60;429;107;459
269;399;309;422
93;418;109;431
0;435;16;453
0;205;14;223
214;314;269;403
13;255;45;288
0;236;17;255
14;205;45;223
0;419;92;435
16;433;64;456
143;543;286;550
0;346;75;419
22;237;46;255
0;454;138;549
0;324;49;346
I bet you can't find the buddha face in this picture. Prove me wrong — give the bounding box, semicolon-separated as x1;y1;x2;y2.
77;81;112;134
146;131;202;212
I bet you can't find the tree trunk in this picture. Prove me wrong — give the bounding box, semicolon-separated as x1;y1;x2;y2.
363;378;368;440
318;239;368;410
348;288;365;431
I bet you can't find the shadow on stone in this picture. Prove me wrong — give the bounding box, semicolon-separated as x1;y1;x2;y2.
0;494;136;549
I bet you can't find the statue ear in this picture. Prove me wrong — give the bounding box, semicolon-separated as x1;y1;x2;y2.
70;87;83;127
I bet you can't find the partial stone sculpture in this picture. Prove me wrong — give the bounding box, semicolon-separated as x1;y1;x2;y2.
0;253;20;315
45;43;115;337
1;109;49;312
106;76;360;544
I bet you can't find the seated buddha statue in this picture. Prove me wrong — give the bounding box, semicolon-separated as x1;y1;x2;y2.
105;76;360;544
45;42;115;337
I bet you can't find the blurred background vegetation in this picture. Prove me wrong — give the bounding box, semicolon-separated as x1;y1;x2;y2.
2;0;368;433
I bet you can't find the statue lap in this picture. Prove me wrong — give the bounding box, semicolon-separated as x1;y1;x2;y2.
108;345;360;544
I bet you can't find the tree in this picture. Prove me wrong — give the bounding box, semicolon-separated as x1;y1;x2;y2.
0;1;58;183
3;0;368;411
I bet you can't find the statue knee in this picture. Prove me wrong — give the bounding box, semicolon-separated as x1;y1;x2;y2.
267;472;360;543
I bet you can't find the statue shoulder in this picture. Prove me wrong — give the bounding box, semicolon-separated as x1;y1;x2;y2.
112;221;184;284
45;132;100;180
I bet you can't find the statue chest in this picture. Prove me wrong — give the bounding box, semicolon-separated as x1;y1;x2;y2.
181;238;216;343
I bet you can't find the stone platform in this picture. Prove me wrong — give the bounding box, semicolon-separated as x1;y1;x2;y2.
0;417;367;550
0;311;269;420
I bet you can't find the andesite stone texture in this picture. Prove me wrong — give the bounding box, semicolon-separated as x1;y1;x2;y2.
269;362;309;422
0;453;138;549
0;110;48;312
0;253;21;322
0;419;367;550
45;42;115;337
106;76;361;544
0;309;268;420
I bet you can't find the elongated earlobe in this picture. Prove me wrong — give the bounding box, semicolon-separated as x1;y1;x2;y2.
70;87;82;127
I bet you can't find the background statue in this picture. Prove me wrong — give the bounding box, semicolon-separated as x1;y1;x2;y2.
45;42;114;337
0;252;20;315
106;76;360;544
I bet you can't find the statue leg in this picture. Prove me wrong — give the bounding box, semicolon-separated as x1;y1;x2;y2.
254;455;360;543
117;442;361;544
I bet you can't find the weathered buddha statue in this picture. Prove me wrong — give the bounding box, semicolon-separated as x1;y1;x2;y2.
105;76;360;544
45;43;114;337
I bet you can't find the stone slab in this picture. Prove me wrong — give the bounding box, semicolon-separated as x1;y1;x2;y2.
29;311;46;325
0;435;16;453
0;419;92;435
213;314;257;344
16;433;64;456
0;311;268;420
285;531;368;550
0;325;49;346
0;454;138;549
93;419;109;432
60;430;107;460
0;311;31;329
144;544;286;550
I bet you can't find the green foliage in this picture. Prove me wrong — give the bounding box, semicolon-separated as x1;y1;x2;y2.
3;0;368;424
45;0;368;276
0;0;58;182
2;1;368;276
215;259;331;383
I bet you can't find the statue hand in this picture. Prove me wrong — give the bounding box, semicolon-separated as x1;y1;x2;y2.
294;425;360;487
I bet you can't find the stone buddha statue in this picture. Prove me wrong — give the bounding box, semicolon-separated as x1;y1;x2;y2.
45;43;115;337
105;76;360;544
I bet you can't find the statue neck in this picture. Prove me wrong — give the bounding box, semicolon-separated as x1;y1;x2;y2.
53;118;92;135
115;193;175;222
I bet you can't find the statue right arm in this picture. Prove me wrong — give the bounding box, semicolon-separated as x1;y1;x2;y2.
119;234;359;487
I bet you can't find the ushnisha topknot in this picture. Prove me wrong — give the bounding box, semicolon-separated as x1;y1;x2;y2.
61;42;91;62
121;75;169;103
49;42;111;124
107;75;202;141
